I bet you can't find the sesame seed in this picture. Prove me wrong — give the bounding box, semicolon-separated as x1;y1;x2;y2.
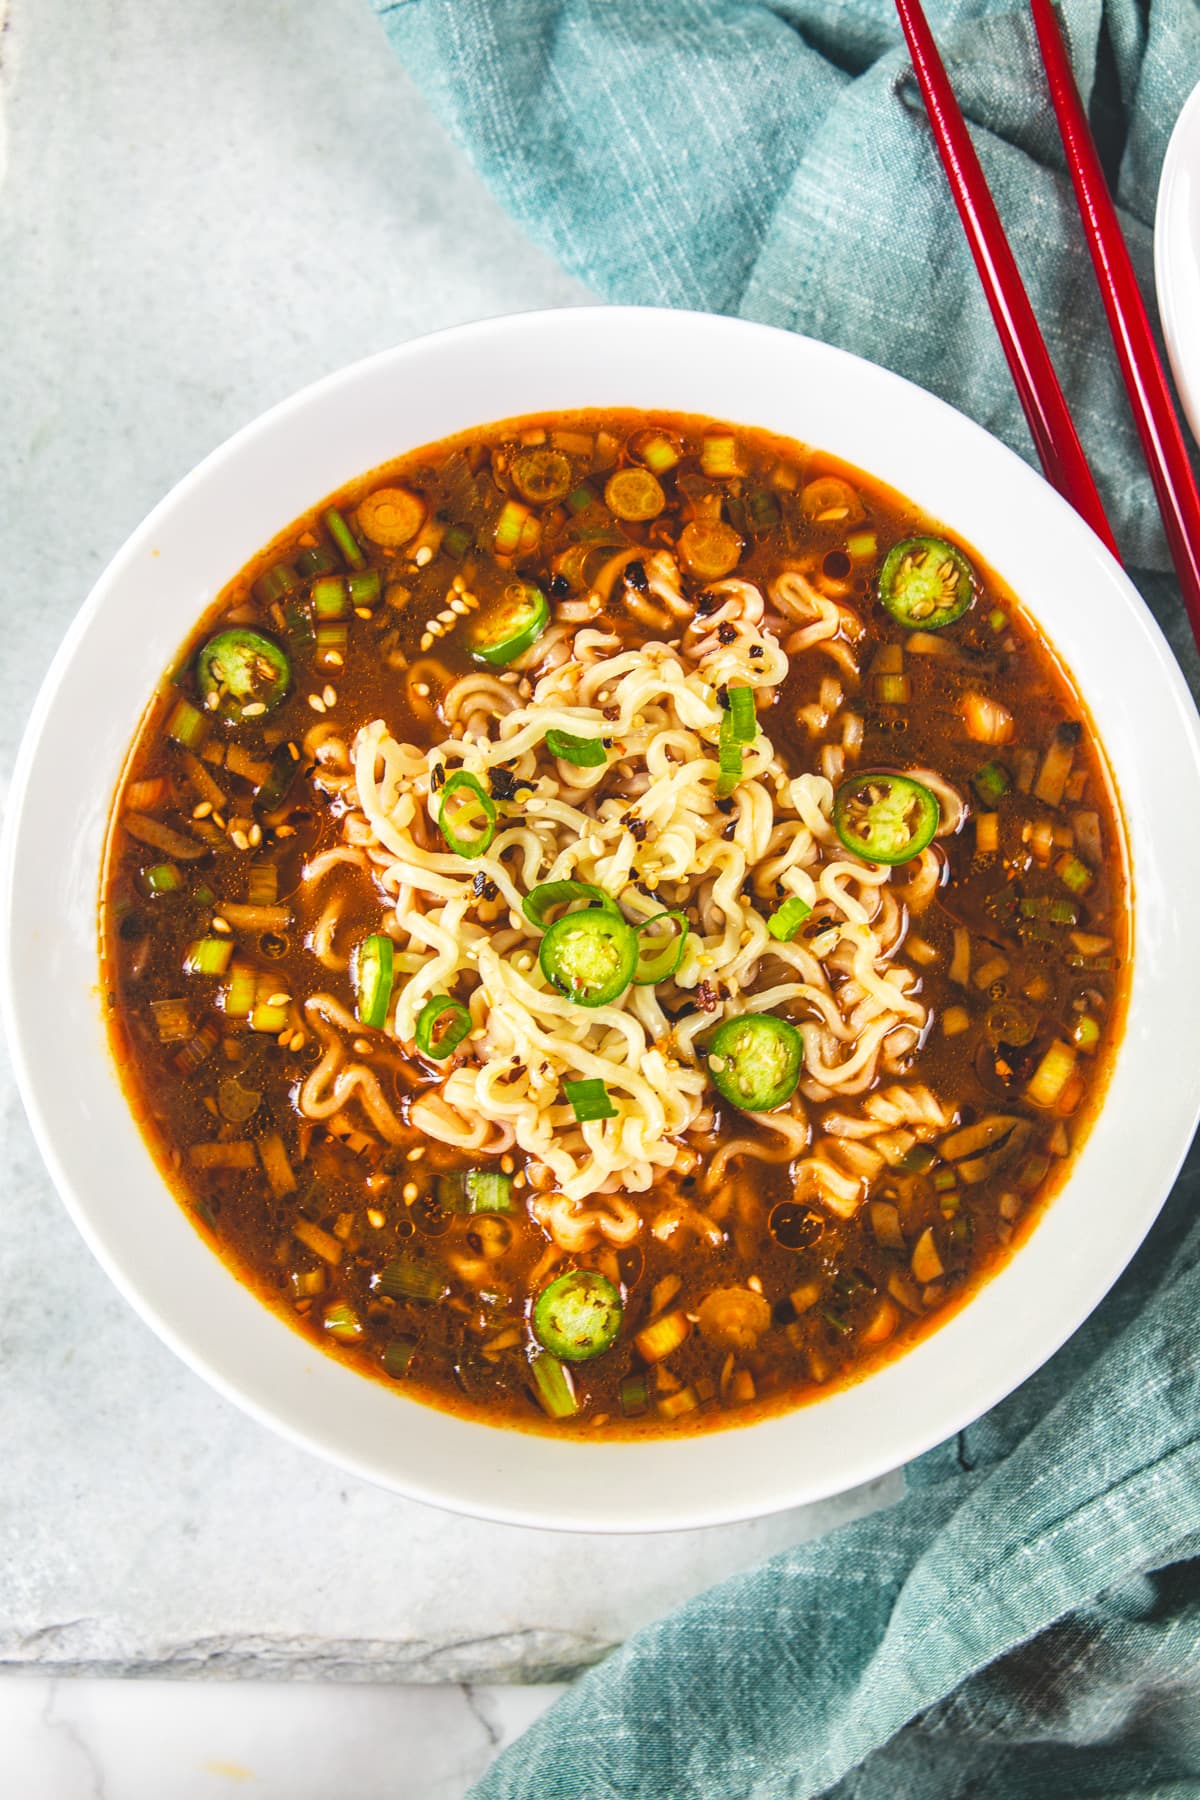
211;916;231;934
500;1154;515;1174
286;742;300;761
451;575;465;593
402;1181;419;1203
353;1037;373;1054
248;823;262;847
419;633;433;652
308;694;326;713
276;1027;291;1046
354;606;373;620
241;701;267;718
437;609;455;624
324;650;344;667
406;1146;426;1162
230;828;250;851
366;1209;385;1229
275;824;296;839
415;547;433;566
266;992;290;1008
192;801;213;820
428;621;445;638
322;685;337;707
450;598;469;615
212;813;226;831
204;691;220;710
413;682;430;698
289;1030;306;1051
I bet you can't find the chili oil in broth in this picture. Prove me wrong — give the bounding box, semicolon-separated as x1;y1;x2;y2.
101;410;1130;1438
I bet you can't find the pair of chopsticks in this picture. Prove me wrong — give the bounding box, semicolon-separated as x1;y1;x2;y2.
894;0;1200;647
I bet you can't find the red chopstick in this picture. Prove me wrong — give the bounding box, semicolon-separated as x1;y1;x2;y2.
1030;0;1200;644
893;0;1121;559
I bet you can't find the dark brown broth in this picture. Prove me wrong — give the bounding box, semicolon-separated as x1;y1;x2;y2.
101;409;1130;1438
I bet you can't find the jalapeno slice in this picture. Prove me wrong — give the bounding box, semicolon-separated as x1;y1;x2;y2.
532;1270;623;1362
438;771;496;858
833;771;940;865
706;1013;803;1113
354;933;394;1029
469;581;550;666
878;536;975;629
539;908;638;1007
196;628;290;722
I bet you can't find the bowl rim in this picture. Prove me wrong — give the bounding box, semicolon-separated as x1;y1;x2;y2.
5;304;1200;1534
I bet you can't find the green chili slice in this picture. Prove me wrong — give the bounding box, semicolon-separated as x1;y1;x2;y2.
706;1013;803;1113
415;994;471;1060
354;933;394;1029
539;908;638;1007
438;771;496;858
545;729;606;768
522;880;620;930
833;772;940;865
469;581;549;666
533;1270;623;1362
634;910;688;984
879;536;975;629
196;628;291;722
563;1077;617;1122
767;896;813;942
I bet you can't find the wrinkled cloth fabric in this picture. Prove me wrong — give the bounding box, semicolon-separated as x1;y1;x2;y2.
370;4;1200;1793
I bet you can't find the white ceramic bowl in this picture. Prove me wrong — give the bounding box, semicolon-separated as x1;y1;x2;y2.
5;308;1200;1533
1156;75;1200;443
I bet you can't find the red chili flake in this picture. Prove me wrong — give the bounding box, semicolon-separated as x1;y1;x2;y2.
696;980;718;1013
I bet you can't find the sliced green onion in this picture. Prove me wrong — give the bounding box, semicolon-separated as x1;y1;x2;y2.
1019;896;1078;924
252;563;300;605
619;1372;649;1417
1072;1013;1101;1053
295;544;339;580
494;498;531;555
634;910;688;984
1055;852;1094;895
563;1077;617;1122
846;530;877;560
435;1171;515;1215
415;994;471;1060
972;760;1011;806
988;608;1009;632
354;933;394;1029
323;1302;363;1342
143;862;182;896
545;729;606;768
150;997;192;1041
442;523;473;559
716;736;744;799
311;575;349;620
348;569;381;607
254;742;299;816
377;1258;446;1302
382;1338;417;1378
314;620;348;670
746;490;781;531
324;505;365;570
522;880;618;930
438;771;496;858
221;960;257;1019
283;597;315;652
530;1352;579;1419
701;434;741;478
767;896;813;942
165;697;207;750
726;685;758;743
566;482;597;515
184;936;234;976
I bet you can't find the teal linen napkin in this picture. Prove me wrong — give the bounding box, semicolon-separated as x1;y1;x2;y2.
371;4;1200;1793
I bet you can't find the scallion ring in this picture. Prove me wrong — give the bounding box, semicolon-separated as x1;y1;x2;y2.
522;880;621;931
766;896;813;942
354;934;395;1030
544;729;606;768
634;910;688;984
438;771;496;859
726;684;758;743
415;995;472;1061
